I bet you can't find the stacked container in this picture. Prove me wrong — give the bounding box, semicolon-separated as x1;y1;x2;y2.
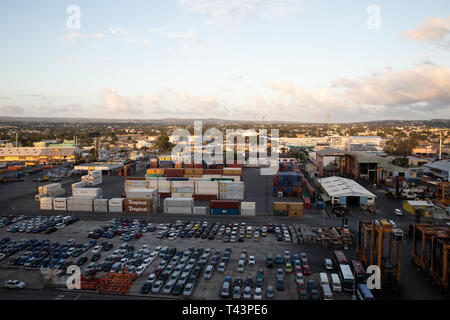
194;181;218;201
124;178;147;192
72;187;102;198
72;181;87;191
40;197;53;210
171;181;194;198
81;170;102;186
164;198;193;214
273;172;303;198
38;183;65;198
53;198;67;211
67;197;94;212
150;158;158;168
273;202;304;216
164;168;184;177
145;168;165;177
125;188;159;212
240;202;256;216
193;207;207;215
93;199;108;212
210;200;240;215
124;199;152;213
184;168;203;178
219;181;244;200
109;198;124;213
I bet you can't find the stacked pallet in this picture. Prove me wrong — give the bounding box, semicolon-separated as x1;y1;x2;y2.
296;224;318;244
314;226;352;248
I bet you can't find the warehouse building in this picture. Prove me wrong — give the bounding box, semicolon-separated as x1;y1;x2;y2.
318;176;376;207
0;147;80;163
422;161;450;182
74;162;124;175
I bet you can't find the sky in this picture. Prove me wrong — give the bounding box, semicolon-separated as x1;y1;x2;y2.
0;0;449;122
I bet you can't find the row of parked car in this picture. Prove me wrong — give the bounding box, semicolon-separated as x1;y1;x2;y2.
6;215;79;234
6;238;100;270
141;246;224;297
0;238;37;262
88;218;151;240
0;215;27;229
153;220;292;243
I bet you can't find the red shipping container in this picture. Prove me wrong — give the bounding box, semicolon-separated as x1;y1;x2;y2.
158;192;171;199
194;194;218;201
304;197;311;210
164;168;184;175
210;200;239;209
125;177;145;181
184;164;194;168
226;164;243;168
204;169;222;174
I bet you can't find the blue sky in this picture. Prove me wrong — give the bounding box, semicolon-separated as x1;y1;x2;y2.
0;0;449;122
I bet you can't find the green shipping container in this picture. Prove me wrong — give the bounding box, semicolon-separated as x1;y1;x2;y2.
273;210;288;216
211;178;234;181
302;192;310;199
145;174;164;178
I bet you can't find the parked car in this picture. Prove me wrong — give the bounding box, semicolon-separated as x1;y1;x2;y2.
5;280;25;289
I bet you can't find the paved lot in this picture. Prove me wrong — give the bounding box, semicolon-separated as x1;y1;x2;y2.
0;161;447;300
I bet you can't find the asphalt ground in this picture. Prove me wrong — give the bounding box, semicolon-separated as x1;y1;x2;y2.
0;161;446;300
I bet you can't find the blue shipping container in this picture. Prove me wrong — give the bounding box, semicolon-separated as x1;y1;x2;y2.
210;208;240;215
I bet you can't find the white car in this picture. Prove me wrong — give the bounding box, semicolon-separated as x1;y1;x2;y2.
0;253;6;261
248;256;256;265
394;209;403;216
254;287;263;300
136;265;146;276
5;280;25;289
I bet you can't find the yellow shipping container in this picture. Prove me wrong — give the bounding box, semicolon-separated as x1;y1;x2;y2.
288;209;303;217
146;168;165;175
273;202;288;211
287;202;303;211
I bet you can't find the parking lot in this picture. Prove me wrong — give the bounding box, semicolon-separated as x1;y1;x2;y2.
0;161;446;300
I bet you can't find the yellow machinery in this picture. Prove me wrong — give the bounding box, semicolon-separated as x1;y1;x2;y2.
435;182;450;205
412;224;450;272
356;220;404;289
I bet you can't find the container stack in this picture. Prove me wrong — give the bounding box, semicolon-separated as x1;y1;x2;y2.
273;172;303;198
219;181;244;200
287;202;304;217
109;198;123;213
171;181;194;198
150;158;158;168
38;183;65;198
93;199;108;212
273;202;288;216
184;168;203;178
145;168;165;178
193;206;207;215
125;188;159;212
164;198;193;214
164;168;184;178
81;170;102;186
40;197;53;210
67;197;94;212
72;181;87;191
53;198;67;211
72;187;102;199
210;200;240;215
240;202;256;216
158;160;174;168
194;181;218;201
124;178;147;192
124;199;152;213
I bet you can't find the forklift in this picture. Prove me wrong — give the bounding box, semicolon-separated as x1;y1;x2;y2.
356;220;404;297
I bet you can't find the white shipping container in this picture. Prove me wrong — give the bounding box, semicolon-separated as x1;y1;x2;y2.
193;206;207;215
109;198;124;206
240;202;256;210
72;188;102;198
164;206;192;214
125;188;157;200
109;206;123;213
164;198;194;208
72;181;87;190
171;192;193;199
124;180;147;188
171;181;195;189
47;188;66;197
53;198;67;211
90;170;102;177
38;183;62;194
40;197;53;210
241;209;256;216
94;199;108;212
219;193;244;200
195;181;219;195
158;181;171;193
171;187;195;193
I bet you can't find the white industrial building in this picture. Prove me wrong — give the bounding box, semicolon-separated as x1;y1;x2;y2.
318;176;376;207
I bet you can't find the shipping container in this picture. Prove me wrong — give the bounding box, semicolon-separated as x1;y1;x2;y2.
210;208;240;215
124;198;152;213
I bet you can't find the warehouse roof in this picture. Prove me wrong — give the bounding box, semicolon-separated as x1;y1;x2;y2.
0;147;79;157
423;160;450;173
318;176;376;198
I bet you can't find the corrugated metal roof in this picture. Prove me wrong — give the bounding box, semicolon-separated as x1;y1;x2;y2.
318;176;376;198
0;147;79;157
424;161;450;172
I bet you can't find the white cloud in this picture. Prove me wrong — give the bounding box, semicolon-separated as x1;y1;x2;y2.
166;29;200;44
178;0;304;25
403;16;450;50
1;105;24;114
260;63;450;121
59;27;150;46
